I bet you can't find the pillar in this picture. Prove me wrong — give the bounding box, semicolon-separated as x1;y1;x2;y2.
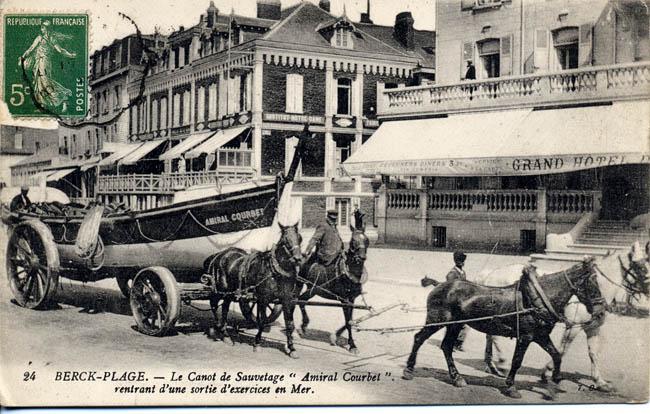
535;188;547;251
324;61;335;191
251;54;264;179
376;187;388;244
189;81;196;133
167;87;173;136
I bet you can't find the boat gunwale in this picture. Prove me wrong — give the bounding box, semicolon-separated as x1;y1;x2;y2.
4;183;277;225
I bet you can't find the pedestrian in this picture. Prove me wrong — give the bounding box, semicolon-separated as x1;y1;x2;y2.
303;209;348;278
446;251;468;351
353;204;365;230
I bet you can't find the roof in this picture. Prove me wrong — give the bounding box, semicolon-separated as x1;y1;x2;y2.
263;2;435;67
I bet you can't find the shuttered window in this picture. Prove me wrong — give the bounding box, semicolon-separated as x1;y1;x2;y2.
500;34;513;76
578;23;593;66
197;86;205;123
208;83;217;120
534;29;549;71
285;74;304;114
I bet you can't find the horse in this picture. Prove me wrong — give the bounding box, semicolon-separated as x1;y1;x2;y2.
402;258;605;399
478;242;650;391
205;223;304;357
295;225;370;354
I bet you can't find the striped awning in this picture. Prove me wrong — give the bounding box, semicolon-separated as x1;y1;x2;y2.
45;168;77;182
98;143;144;167
159;130;218;161
185;126;248;158
119;140;167;165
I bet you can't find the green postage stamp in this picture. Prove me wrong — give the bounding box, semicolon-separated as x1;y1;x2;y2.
3;14;88;118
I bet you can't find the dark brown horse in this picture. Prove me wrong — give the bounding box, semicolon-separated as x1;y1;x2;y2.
403;258;604;398
206;223;304;357
295;225;369;354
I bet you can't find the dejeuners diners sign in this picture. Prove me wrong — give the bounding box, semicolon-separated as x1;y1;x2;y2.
343;153;650;177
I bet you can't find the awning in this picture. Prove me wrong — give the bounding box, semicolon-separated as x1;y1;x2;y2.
185;126;248;158
98;142;144;167
343;101;650;176
159;130;218;161
45;168;77;182
101;142;127;154
119;140;167;166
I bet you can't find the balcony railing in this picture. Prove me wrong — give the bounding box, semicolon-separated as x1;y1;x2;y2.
379;62;650;117
386;189;600;214
97;170;254;194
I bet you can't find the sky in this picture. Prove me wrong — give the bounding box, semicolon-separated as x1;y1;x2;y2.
0;0;436;54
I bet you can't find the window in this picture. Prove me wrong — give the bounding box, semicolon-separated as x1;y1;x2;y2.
184;44;190;65
335;198;350;227
285;74;304;114
61;136;68;155
35;142;40;151
95;129;100;152
334;29;351;49
432;226;446;248
174;48;180;69
334;135;352;176
102;90;108;114
478;39;500;78
14;133;23;149
114;85;121;110
208;83;217;120
86;131;92;155
336;78;351;115
553;27;579;70
71;134;77;156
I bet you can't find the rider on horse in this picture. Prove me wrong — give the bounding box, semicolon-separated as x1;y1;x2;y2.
303;209;349;280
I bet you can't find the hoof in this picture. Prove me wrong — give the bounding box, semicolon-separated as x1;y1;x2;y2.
402;367;414;380
296;327;305;338
329;332;338;346
253;345;261;353
288;350;299;359
453;377;467;388
207;327;217;339
504;386;522;399
595;382;615;393
349;347;360;355
223;336;234;346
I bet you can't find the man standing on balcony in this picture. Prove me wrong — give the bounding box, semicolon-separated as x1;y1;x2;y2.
464;61;476;80
446;251;469;351
303;209;349;279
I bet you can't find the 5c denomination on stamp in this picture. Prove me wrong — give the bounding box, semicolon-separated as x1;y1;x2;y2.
4;14;88;118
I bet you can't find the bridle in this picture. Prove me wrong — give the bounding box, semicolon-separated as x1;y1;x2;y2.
270;226;302;278
564;266;607;320
346;231;368;265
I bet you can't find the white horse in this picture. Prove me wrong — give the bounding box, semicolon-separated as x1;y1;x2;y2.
474;242;649;392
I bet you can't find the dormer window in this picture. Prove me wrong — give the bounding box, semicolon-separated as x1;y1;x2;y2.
333;28;352;49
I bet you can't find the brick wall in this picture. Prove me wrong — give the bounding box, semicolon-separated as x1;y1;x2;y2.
262;64;326;114
363;73;404;117
294;180;324;192
302;195;326;227
261;130;285;176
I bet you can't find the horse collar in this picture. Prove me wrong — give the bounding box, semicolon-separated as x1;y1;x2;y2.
270;244;294;278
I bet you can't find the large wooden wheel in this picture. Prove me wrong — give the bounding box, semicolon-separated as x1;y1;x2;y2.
239;300;282;325
6;220;60;309
129;267;180;336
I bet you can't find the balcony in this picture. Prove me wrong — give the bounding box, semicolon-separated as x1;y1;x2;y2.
97;170;254;194
378;62;650;119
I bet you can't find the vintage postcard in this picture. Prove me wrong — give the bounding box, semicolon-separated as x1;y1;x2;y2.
0;0;648;408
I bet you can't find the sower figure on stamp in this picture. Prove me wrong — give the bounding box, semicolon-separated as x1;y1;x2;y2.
303;209;349;279
446;251;469;351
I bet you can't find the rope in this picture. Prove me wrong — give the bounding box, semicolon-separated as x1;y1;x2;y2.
354;308;535;335
594;263;638;296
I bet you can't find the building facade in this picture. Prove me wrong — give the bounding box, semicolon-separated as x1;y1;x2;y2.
2;125;59;189
359;0;649;252
92;0;434;229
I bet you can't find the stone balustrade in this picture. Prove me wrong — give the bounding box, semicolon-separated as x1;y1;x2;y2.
379;62;650;118
385;189;599;214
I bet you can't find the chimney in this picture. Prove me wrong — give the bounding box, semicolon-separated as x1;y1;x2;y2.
207;1;218;27
394;11;415;50
257;0;282;20
318;0;331;13
360;0;373;23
